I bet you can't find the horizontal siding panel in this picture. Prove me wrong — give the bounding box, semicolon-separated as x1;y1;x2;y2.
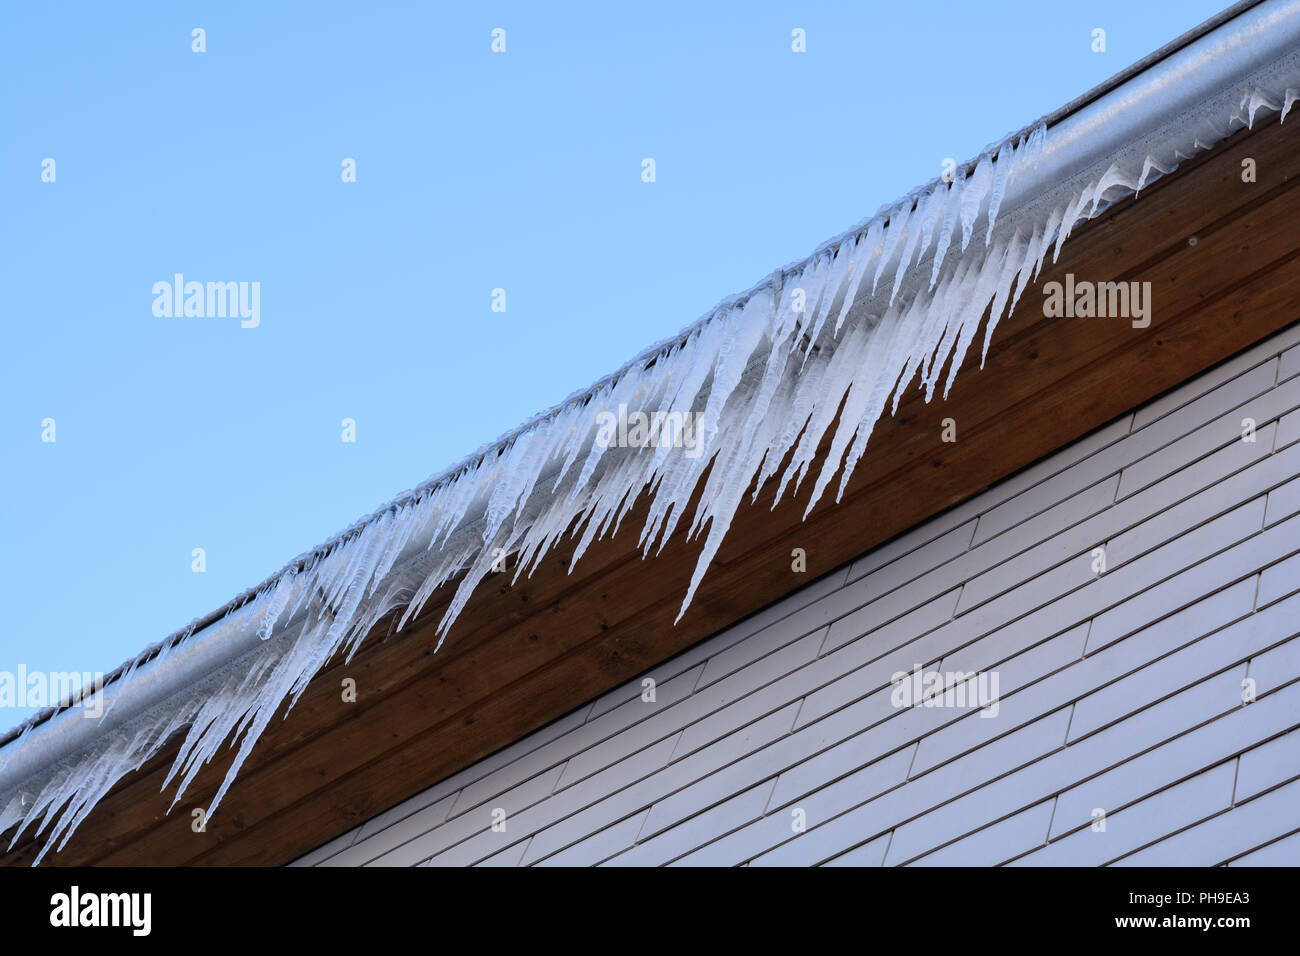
1236;727;1300;802
1116;777;1300;866
532;811;649;868
956;477;1120;612
911;625;1090;775
519;703;800;865
328;791;460;867
908;800;1055;866
1016;762;1237;866
879;669;1249;865
1264;474;1300;525
1084;508;1294;653
1051;678;1300;840
1116;369;1298;498
475;839;531;867
1257;551;1300;608
604;782;775;867
1280;408;1300;448
367;767;563;867
845;520;977;601
821;833;891;867
974;362;1276;545
1070;590;1300;742
1281;344;1300;384
424;732;683;866
1227;831;1300;866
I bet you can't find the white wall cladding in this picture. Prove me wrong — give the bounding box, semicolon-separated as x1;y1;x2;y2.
295;321;1300;867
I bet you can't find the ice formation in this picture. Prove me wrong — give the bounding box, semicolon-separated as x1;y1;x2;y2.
2;76;1298;863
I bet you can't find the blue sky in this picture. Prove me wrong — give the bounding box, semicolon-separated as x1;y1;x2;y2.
0;0;1227;727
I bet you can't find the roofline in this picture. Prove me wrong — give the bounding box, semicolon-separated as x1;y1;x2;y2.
2;0;1296;776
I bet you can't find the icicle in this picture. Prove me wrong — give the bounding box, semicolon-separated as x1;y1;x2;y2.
986;141;1014;245
1137;152;1176;191
1088;164;1139;216
982;228;1028;367
795;254;834;370
872;201;911;294
806;240;856;348
942;237;1009;399
931;167;964;289
1033;206;1063;279
960;153;994;252
1052;189;1088;264
892;188;936;305
835;230;874;334
835;306;912;501
1245;87;1279;127
256;569;299;640
915;184;945;269
1019;124;1047;174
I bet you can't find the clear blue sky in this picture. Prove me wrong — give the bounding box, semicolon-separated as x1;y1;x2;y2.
0;0;1227;727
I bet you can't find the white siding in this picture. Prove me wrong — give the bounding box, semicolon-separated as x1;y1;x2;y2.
293;320;1300;867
